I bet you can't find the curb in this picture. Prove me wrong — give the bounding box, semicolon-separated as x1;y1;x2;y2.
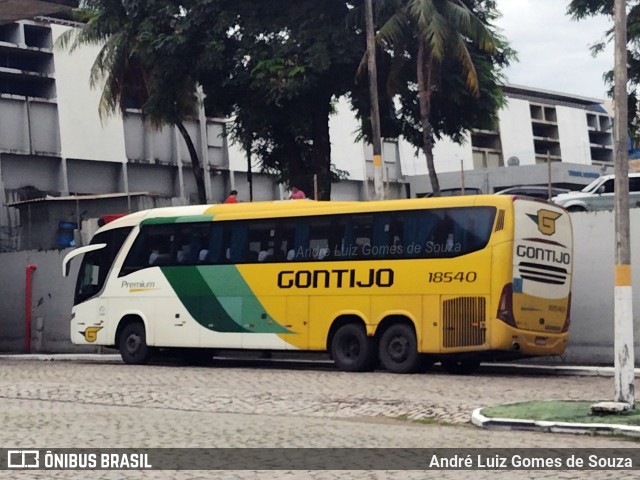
479;363;640;377
0;354;123;363
471;408;640;437
0;355;638;377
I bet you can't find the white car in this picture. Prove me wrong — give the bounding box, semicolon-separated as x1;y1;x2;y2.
552;173;640;212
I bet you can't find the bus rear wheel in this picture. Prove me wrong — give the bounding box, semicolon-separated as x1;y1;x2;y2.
379;323;423;373
119;322;151;365
331;323;377;372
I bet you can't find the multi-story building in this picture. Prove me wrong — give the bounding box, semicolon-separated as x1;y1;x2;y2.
398;84;614;196
0;15;614;251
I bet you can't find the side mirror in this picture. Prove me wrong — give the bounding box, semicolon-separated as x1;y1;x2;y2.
62;243;107;277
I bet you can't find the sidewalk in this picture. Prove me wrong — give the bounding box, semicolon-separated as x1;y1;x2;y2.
2;353;639;438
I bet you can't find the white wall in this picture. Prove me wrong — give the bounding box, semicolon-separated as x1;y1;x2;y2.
227;137;251;172
51;25;127;163
433;133;472;173
330;97;365;181
557;106;591;165
564;209;640;363
499;98;536;165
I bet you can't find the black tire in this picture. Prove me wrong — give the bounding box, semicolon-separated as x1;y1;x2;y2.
331;323;377;372
119;322;151;365
441;358;480;375
379;323;423;373
566;206;586;213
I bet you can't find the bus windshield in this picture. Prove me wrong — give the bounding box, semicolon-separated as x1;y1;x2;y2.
75;227;132;305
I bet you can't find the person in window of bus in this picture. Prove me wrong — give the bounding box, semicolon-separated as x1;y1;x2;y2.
224;190;239;203
289;186;306;200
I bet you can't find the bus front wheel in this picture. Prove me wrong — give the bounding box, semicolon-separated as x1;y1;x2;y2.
331;323;377;372
379;323;423;373
119;322;151;365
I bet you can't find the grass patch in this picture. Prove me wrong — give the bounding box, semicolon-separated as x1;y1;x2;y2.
482;400;640;426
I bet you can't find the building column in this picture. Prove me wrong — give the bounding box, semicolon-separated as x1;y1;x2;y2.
120;162;131;213
197;86;213;203
173;125;186;201
59;157;69;195
0;153;7;226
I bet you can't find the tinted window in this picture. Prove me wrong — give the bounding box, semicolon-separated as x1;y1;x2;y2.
118;206;496;274
602;179;615;194
630;177;640;192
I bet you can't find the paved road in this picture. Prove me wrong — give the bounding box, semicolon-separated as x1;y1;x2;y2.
0;357;638;479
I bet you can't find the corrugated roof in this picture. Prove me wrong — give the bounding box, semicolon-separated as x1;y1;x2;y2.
7;192;155;207
0;0;76;24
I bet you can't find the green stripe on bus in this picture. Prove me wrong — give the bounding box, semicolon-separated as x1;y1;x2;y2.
197;265;292;334
160;266;248;333
141;215;214;225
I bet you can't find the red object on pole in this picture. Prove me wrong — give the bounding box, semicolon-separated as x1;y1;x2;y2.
25;264;37;353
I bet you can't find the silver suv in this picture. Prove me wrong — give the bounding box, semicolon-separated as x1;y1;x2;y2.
552;173;640;212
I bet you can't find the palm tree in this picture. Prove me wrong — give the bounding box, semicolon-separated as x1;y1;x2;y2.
374;0;497;196
57;1;207;204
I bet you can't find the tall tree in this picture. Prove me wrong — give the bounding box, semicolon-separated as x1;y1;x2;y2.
362;0;505;196
197;0;365;200
59;0;209;203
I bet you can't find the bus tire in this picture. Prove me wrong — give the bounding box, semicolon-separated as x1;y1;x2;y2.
379;323;422;374
441;358;480;375
331;323;376;372
119;322;151;365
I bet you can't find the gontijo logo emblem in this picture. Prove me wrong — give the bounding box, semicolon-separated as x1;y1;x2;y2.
527;209;562;236
81;326;103;342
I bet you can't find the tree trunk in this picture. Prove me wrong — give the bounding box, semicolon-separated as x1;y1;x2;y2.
310;96;332;200
416;40;440;196
175;120;207;204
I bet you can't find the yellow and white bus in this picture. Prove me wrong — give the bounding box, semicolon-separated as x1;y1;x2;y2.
62;195;572;374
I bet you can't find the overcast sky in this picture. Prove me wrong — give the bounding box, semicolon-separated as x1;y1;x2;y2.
495;0;614;100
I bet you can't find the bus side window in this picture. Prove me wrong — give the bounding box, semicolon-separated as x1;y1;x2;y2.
402;211;437;258
203;225;224;264
309;218;332;260
293;222;310;260
371;214;391;258
227;224;248;263
119;225;174;275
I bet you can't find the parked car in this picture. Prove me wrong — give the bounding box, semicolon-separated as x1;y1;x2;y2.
552;173;640;212
495;186;570;201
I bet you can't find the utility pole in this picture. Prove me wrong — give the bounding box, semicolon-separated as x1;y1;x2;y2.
365;0;384;200
613;0;635;407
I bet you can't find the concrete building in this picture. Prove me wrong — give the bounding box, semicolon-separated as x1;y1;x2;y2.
402;85;614;197
0;16;615;252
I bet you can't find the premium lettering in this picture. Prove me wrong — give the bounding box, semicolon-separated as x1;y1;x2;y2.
277;268;394;289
